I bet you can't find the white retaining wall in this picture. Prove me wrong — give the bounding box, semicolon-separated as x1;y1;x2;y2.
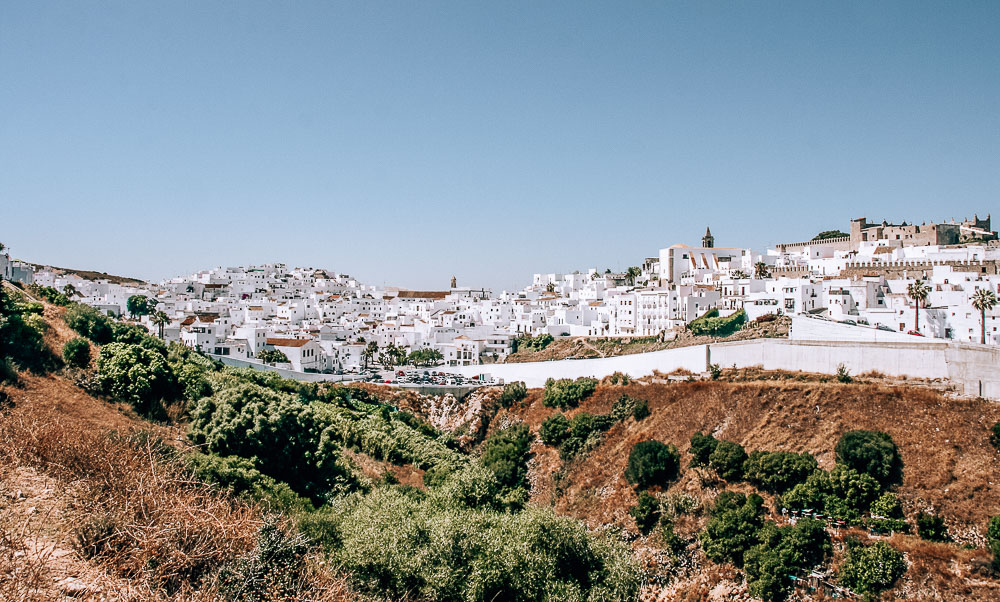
439;339;1000;400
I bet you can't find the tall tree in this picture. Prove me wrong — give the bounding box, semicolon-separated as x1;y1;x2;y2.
361;341;379;371
753;262;771;279
62;283;77;298
906;280;931;332
151;310;169;339
126;295;153;320
972;288;998;345
626;266;641;286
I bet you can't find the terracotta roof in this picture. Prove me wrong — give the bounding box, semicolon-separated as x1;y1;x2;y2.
180;316;196;327
266;337;311;348
196;313;220;323
204;283;225;289
248;306;263;311
394;290;449;300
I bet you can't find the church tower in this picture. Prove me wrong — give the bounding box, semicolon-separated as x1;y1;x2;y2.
702;227;714;248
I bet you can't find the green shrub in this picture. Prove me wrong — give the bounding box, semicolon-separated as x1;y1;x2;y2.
990;422;1000;451
836;364;853;383
62;338;91;369
988;515;1000;571
837;539;906;596
188;383;357;503
744;519;831;601
708;440;747;481
689;309;746;337
499;381;527;407
480;424;533;492
301;486;642;602
514;333;554;353
257;349;289;364
542;377;598;409
631;398;650;421
63;303;114;344
630;491;661;535
625;440;681;490
835;429;903;488
689;432;719;468
781;465;882;522
867;492;907;533
186;453;311;512
96;342;176;418
539;413;571;447
916;512;949;542
700;491;765;568
743;451;817;493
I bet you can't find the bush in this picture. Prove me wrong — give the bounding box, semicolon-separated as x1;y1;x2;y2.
514;333;554;353
542;377;597;409
837;539;906;596
96;342;176;418
539;413;571;447
63;303;114;344
630;491;660;535
743;451;817;493
257;349;289;364
744;519;831;601
835;429;903;488
990;422;1000;451
988;515;1000;571
689;432;718;468
708;440;747;481
186;453;310;513
498;381;527;407
868;492;907;533
188;383;357;503
479;423;533;492
302;487;642;601
631;399;650;421
916;513;949;542
62;338;91;369
781;465;882;522
836;364;853;383
689;309;746;337
625;440;681;490
700;491;765;568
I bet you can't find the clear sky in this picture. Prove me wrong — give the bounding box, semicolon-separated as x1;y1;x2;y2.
2;2;998;291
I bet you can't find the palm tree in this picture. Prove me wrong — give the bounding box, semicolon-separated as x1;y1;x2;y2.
753;262;770;279
545;282;555;293
906;279;931;333
972;288;998;345
361;341;379;371
626;266;641;286
151;311;169;339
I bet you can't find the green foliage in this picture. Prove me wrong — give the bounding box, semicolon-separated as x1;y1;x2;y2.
300;486;642;602
630;491;660;535
513;333;554;353
62;337;91;369
867;492;907;532
217;521;311;601
27;284;71;306
700;491;766;568
812;230;849;241
539;413;571;447
916;512;950;542
188;383;358;503
0;300;58;373
498;381;527;407
186;453;311;513
708;440;747;481
744;519;832;601
743;451;817;493
837;539;906;596
988;515;1000;570
708;363;722;380
257;349;289;364
990;421;1000;451
96;342;176;418
689;431;719;468
781;465;882;522
126;294;154;319
836;364;853;383
605;371;632;385
631;398;650;421
625;440;681;490
689;309;746;337
64;303;114;344
542;376;597;409
479;424;533;492
406;348;443;366
835;429;903;488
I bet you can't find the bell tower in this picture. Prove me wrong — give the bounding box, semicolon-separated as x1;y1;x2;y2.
702;226;714;248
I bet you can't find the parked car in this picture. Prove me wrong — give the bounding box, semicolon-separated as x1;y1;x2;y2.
876;325;894;332
907;330;924;337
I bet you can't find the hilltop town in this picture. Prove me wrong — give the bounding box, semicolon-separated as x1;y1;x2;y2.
5;214;998;376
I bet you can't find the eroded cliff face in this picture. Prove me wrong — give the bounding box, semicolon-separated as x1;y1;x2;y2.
389;386;503;448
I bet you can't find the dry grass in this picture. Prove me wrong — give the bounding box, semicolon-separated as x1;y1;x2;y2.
0;402;355;601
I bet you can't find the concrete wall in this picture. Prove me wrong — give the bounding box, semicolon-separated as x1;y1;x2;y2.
208;354;362;383
790;315;928;343
438;338;1000;400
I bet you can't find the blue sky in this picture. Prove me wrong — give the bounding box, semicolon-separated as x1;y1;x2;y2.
2;2;998;291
